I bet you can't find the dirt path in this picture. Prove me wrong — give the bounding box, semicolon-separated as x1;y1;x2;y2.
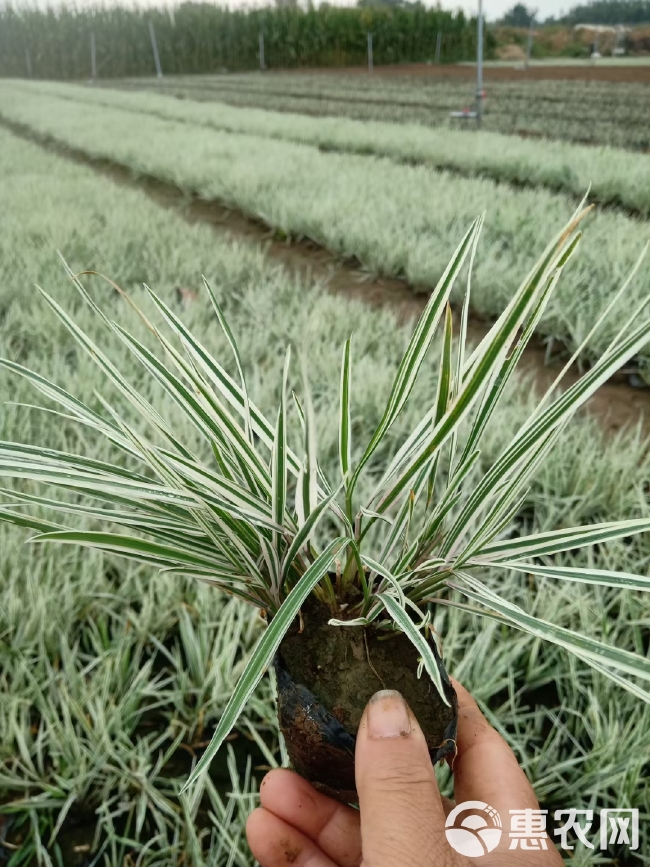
283;62;650;84
2;117;649;439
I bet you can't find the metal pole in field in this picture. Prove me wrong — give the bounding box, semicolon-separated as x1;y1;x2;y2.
90;31;97;80
149;20;163;79
525;17;534;68
476;0;483;126
25;47;32;78
367;32;373;72
259;33;265;70
435;31;442;64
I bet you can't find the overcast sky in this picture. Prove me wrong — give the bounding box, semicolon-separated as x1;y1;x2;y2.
14;0;572;23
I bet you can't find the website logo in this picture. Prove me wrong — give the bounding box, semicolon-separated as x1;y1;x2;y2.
445;801;503;857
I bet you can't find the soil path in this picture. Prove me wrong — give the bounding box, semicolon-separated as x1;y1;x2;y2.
279;62;650;84
2;117;649;439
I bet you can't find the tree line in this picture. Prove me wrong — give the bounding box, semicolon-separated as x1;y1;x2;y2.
0;3;490;80
500;0;650;26
558;0;650;24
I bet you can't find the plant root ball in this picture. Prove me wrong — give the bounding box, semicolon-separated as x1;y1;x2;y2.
276;597;458;803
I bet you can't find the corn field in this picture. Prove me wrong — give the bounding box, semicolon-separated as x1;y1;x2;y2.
0;4;489;80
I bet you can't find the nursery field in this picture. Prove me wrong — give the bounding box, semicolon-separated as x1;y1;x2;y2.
113;70;650;151
2;80;650;371
1;74;650;866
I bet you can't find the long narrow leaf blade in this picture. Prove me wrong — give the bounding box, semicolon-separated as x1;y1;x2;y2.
339;337;352;483
475;518;650;562
378;593;450;706
502;561;650;593
182;537;347;791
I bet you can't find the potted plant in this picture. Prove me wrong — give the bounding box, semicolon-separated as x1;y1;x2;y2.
2;208;650;802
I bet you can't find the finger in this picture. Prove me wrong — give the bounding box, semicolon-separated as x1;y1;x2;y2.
452;679;541;816
355;689;449;867
259;769;362;867
441;795;455;818
246;807;340;867
451;679;564;865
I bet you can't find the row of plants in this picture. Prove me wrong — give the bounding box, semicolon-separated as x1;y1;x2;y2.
0;125;276;866
133;71;650;151
2;124;650;861
0;3;488;80
40;79;650;215
146;69;650;108
1;81;648;373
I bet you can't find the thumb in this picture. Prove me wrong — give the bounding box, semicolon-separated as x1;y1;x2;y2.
355;689;451;867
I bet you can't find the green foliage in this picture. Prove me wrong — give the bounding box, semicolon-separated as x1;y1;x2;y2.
139;69;650;152
498;3;536;26
560;0;650;25
1;80;649;375
0;2;486;79
30;80;650;216
4;198;650;792
3;124;650;860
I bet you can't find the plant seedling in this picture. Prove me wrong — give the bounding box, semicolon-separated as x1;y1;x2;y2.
2;207;650;801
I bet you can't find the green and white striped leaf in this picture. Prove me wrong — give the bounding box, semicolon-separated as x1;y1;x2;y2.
378;593;450;706
502;561;650;593
339;337;352;485
474;518;650;562
29;530;243;573
452;580;650;683
272;347;291;555
203;277;253;444
348;218;481;502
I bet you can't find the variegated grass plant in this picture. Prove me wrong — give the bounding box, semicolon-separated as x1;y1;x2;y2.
2;205;650;792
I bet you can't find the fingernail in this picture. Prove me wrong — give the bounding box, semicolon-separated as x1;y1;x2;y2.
367;689;411;739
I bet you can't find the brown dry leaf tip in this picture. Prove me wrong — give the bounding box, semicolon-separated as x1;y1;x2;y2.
175;286;199;304
427;622;443;655
76;269;156;330
557;204;595;247
298;610;305;634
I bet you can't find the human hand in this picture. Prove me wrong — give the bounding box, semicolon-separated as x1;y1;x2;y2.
246;680;564;866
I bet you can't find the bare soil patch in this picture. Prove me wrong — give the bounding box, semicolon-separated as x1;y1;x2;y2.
281;62;650;83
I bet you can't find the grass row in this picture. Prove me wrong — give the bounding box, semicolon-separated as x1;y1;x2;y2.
29;78;650;216
2;124;650;862
113;71;650;150
1;81;649;372
137;71;650;125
